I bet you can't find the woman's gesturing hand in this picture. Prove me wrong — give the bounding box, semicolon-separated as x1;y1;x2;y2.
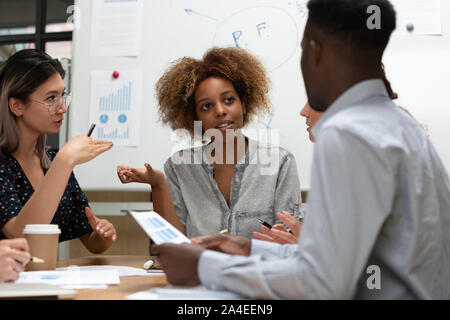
58;135;113;167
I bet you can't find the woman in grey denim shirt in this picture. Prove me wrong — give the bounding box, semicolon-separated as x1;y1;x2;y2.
117;47;303;239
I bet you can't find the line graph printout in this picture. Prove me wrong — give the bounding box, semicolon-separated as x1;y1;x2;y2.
129;211;191;245
89;70;142;146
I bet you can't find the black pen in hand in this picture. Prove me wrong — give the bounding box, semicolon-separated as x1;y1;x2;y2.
87;124;96;137
257;218;294;235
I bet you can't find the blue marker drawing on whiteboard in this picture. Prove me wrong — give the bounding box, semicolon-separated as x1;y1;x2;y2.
258;118;273;129
184;8;218;21
232;30;243;48
288;0;308;17
214;6;299;72
257;22;268;38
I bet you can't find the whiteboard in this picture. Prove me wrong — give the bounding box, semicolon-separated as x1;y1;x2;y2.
70;0;450;191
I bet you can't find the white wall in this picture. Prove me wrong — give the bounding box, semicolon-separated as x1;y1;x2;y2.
70;0;450;191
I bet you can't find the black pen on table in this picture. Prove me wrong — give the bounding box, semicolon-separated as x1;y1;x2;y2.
87;124;96;137
257;218;294;235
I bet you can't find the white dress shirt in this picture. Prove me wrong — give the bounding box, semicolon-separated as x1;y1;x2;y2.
197;79;450;299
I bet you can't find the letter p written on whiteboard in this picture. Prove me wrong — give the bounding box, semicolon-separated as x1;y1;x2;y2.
232;30;243;48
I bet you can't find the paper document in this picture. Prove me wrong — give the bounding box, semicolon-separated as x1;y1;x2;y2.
0;283;76;299
127;285;245;300
129;211;191;245
391;0;442;35
57;265;165;277
89;70;142;146
90;0;144;56
17;269;120;289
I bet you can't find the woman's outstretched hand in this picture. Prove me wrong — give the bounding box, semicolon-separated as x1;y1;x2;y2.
117;163;165;187
58;135;113;167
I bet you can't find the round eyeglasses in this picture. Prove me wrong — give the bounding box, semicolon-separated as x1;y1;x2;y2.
29;92;73;115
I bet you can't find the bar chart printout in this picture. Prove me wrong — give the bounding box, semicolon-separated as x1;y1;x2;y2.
129;211;191;245
89;70;142;146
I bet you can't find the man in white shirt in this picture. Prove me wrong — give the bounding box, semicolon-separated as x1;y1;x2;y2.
152;0;450;299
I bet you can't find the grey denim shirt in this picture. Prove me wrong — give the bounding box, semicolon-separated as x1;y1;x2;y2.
164;138;303;239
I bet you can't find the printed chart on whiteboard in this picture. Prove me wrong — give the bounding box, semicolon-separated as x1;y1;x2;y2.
90;0;144;57
89;70;142;146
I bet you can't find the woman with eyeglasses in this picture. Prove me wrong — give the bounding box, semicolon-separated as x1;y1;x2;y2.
0;49;116;254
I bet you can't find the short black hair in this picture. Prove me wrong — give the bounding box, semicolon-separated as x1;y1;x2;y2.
307;0;396;52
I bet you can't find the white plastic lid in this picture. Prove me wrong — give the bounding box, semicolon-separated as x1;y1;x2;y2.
23;224;61;235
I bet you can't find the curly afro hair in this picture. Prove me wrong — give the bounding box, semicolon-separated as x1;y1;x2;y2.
155;47;273;136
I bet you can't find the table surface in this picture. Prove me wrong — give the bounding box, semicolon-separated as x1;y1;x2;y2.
57;255;167;300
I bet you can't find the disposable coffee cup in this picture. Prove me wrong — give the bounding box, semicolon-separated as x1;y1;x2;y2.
23;224;61;271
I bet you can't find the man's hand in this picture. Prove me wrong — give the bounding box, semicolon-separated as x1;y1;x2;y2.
191;234;252;256
152;243;204;286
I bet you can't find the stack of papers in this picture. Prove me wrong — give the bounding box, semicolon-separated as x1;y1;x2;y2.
127;285;245;300
0;283;76;299
17;269;120;290
56;265;165;277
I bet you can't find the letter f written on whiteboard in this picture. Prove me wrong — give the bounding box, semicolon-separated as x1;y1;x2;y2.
257;22;268;37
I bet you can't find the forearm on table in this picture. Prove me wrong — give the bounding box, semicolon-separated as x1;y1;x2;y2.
2;155;74;238
151;179;186;235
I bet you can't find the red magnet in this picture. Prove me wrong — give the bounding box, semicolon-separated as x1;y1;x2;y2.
112;71;120;79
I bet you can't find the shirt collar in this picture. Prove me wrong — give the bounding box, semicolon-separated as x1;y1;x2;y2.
201;135;255;170
311;79;389;139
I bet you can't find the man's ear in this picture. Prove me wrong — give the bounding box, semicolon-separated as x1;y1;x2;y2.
9;97;25;116
310;40;323;67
